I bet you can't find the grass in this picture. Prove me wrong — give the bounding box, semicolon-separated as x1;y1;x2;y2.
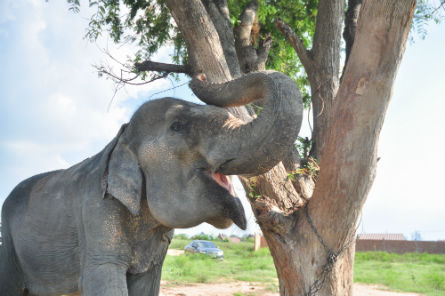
163;239;277;284
354;251;445;296
163;238;445;296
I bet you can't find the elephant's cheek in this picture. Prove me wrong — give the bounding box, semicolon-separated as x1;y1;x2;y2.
147;193;205;228
206;217;233;229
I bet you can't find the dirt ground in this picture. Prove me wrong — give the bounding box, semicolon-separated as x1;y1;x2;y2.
167;249;185;256
160;282;425;296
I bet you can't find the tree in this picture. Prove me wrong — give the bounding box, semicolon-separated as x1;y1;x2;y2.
68;0;424;295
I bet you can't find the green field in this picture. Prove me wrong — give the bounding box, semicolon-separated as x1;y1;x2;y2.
164;239;277;287
354;251;445;296
163;238;445;296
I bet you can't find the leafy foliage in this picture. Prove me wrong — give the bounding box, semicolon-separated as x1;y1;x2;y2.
296;136;312;158
66;0;441;106
67;0;316;102
67;0;80;13
287;156;319;180
69;0;183;66
246;180;262;200
173;233;189;240
191;232;216;241
228;0;317;105
413;0;445;39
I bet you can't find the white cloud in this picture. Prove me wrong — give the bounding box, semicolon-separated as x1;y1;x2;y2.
0;0;17;24
1;140;74;181
0;0;175;202
45;93;78;117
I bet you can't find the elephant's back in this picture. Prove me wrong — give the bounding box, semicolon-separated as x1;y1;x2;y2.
2;170;81;295
2;170;62;223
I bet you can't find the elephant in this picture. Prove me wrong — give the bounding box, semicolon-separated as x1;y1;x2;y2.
0;70;302;296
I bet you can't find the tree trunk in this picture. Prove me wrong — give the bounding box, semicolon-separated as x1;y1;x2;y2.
166;0;415;295
261;1;416;295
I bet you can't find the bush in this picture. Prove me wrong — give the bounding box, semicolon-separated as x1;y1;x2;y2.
191;232;215;241
173;233;188;240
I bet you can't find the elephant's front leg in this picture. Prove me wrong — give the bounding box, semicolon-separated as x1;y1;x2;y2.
127;264;163;296
81;261;129;296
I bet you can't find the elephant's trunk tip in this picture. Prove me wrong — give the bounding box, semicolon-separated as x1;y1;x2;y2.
194;73;207;82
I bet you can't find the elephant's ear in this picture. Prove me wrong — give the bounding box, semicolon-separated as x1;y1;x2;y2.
102;124;143;216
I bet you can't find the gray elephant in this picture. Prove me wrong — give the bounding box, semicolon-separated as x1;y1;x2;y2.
0;71;302;296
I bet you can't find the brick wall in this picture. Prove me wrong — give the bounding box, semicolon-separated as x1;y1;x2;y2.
356;239;445;254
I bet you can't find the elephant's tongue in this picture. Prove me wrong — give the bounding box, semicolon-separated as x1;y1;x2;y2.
211;173;236;196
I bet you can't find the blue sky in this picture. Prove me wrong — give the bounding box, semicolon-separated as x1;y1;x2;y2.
0;0;444;240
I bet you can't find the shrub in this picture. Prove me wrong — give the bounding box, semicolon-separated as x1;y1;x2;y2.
173;233;188;240
191;232;215;241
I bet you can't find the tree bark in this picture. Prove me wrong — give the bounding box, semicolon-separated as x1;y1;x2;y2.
308;0;345;161
202;0;241;78
165;0;233;83
234;0;272;73
275;19;313;75
343;0;363;67
134;61;191;74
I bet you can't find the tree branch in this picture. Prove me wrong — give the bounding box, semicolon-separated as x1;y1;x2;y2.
233;0;260;73
134;60;191;75
165;0;233;82
255;33;272;69
306;0;345;161
311;0;344;76
202;0;241;78
234;0;259;47
233;0;273;73
275;19;313;74
343;0;363;67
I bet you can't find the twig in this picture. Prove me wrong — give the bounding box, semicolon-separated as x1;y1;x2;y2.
147;81;189;100
275;18;313;73
135;60;191;74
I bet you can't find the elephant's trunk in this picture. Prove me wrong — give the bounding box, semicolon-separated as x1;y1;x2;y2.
190;71;303;176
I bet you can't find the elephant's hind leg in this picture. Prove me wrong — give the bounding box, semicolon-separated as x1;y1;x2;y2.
0;235;26;295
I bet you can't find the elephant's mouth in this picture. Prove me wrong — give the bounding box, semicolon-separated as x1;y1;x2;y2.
202;171;247;230
211;173;236;196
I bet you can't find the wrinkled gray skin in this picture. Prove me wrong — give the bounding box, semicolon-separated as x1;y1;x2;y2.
0;71;302;296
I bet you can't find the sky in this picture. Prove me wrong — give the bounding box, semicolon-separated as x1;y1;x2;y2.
0;0;444;240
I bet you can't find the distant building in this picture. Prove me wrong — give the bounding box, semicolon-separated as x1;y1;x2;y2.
357;233;406;240
229;236;241;243
217;234;241;243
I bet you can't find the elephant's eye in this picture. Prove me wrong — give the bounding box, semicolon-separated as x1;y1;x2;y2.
170;121;185;132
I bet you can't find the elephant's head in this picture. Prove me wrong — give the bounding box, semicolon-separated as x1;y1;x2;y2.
103;71;302;230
